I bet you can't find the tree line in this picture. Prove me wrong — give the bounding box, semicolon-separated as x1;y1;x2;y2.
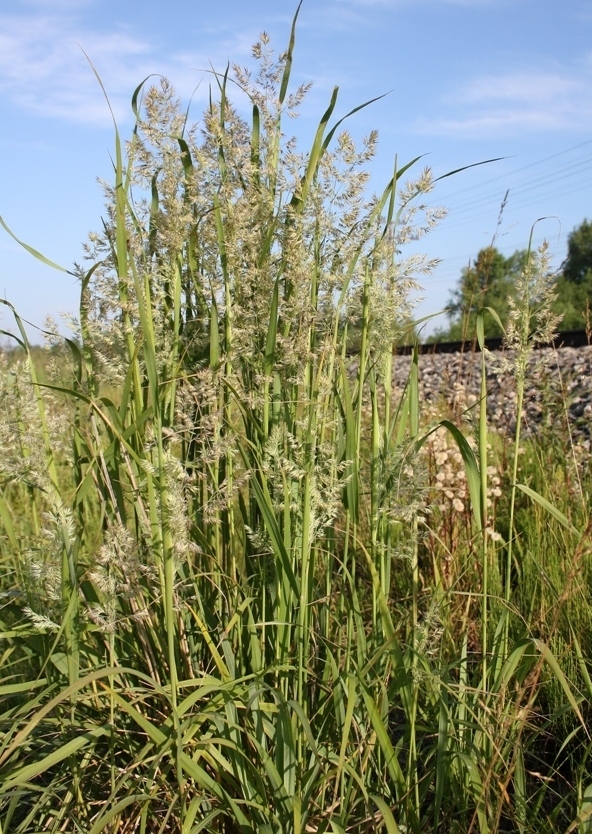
431;219;592;342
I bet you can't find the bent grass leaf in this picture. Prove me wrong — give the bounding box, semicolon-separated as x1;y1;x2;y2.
455;752;489;834
1;727;108;792
0;667;165;769
0;216;74;274
434;157;506;183
87;794;153;834
371;795;402;834
516;483;581;537
360;682;406;803
417;420;482;531
532;639;587;734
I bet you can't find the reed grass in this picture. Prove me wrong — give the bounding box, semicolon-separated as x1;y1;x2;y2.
1;10;592;833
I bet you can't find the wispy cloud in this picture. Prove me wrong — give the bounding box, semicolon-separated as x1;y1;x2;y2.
461;72;580;104
0;14;148;125
0;4;254;127
416;59;592;138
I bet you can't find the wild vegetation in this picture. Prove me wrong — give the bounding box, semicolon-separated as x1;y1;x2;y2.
1;11;592;833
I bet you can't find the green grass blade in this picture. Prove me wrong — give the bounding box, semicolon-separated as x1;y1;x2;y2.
417;420;482;531
239;445;300;598
1;727;108;792
371;795;402;834
88;795;153;834
533;639;587;734
516;483;581;537
360;683;406;801
0;216;74;274
279;0;303;105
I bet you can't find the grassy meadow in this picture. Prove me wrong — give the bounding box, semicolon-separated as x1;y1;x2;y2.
1;14;592;833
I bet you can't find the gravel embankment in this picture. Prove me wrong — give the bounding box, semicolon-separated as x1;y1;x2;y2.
390;344;592;447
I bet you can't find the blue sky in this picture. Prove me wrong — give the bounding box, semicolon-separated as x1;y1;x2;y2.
1;0;591;340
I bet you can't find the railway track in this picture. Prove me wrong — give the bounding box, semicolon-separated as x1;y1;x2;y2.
397;328;592;355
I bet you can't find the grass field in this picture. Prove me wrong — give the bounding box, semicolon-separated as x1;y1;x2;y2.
1;12;591;833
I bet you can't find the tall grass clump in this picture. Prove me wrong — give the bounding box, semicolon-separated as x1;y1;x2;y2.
1;9;592;833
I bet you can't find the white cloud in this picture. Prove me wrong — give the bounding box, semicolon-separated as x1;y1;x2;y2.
417;60;592;138
461;72;580;104
0;6;255;127
0;15;144;125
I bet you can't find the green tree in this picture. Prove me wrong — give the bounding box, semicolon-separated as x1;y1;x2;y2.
430;220;592;343
552;219;592;330
432;246;528;341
